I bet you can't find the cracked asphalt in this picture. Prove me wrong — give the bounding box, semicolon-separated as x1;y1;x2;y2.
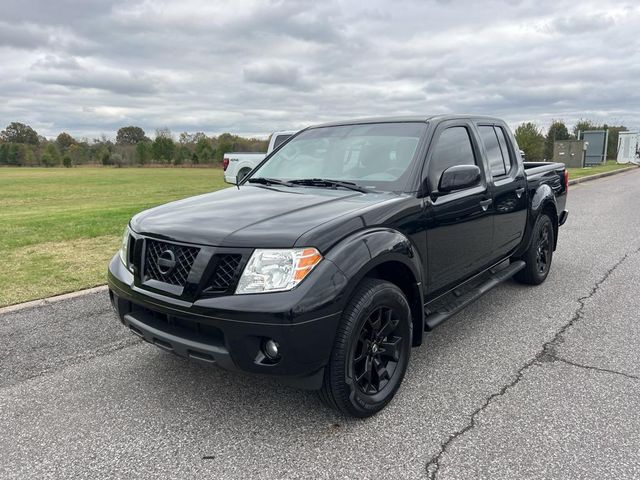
2;169;640;479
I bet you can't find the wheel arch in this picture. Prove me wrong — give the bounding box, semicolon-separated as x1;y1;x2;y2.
324;228;425;347
515;185;559;257
237;164;253;179
540;202;559;249
364;261;424;347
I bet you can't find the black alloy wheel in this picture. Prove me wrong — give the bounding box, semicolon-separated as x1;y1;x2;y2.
514;213;555;285
319;278;412;417
535;222;551;275
352;306;403;395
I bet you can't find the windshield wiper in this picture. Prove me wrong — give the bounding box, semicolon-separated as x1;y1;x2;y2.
247;177;294;187
289;178;372;193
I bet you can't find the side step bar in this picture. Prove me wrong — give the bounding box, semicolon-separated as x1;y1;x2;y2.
424;260;525;330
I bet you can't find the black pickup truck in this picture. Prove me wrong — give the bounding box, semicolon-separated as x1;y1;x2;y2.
108;115;568;417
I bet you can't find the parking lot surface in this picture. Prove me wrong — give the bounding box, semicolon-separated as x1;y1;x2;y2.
2;169;640;479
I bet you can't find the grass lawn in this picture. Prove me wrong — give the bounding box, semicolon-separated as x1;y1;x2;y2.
567;160;636;180
2;162;637;307
0;167;228;307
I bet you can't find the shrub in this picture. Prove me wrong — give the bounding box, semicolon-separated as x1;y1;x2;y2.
110;153;123;167
41;143;61;167
100;148;112;165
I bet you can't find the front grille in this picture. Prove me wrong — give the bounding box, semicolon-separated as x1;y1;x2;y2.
205;254;242;292
144;239;200;287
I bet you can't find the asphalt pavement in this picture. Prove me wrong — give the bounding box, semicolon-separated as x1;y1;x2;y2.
2;169;640;479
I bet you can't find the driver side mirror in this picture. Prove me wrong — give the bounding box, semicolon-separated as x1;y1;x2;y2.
438;165;481;193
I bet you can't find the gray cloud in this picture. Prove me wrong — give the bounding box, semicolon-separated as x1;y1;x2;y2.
0;22;52;49
0;0;638;139
243;61;314;90
27;66;161;95
550;13;615;33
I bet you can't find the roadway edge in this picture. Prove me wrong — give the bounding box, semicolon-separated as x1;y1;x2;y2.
569;165;638;185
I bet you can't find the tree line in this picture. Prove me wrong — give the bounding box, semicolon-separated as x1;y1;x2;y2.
514;119;627;162
0;119;628;168
0;122;269;167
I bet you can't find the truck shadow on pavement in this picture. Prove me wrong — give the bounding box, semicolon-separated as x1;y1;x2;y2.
123;276;539;429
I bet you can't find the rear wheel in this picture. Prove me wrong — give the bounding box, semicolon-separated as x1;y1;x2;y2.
319;279;412;417
515;214;554;285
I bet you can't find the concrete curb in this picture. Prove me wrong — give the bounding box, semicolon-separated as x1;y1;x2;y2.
0;285;108;315
569;165;638;185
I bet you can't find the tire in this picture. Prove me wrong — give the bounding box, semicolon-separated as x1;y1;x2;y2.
514;214;554;285
318;278;412;417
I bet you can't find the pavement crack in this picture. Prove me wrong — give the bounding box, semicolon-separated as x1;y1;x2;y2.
425;246;639;480
425;360;535;479
551;355;640;381
540;246;639;359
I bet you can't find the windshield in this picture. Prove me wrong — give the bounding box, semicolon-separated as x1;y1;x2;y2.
249;122;426;191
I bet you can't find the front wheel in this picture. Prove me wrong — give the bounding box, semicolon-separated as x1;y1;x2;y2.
318;279;412;417
514;213;554;285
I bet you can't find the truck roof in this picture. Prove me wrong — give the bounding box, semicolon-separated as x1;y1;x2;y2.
272;130;297;136
309;114;505;129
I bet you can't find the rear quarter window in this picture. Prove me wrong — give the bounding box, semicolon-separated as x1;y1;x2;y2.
495;126;514;174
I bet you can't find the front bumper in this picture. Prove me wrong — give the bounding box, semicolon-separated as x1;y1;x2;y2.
108;254;347;389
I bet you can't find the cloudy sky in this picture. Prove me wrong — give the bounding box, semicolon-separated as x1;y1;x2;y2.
1;0;639;139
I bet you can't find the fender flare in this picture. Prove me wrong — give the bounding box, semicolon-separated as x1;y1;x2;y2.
515;184;559;257
324;227;425;346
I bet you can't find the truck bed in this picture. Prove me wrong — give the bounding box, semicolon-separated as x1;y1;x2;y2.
523;161;566;177
523;161;568;228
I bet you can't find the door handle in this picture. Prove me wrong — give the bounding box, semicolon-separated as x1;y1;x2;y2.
515;187;525;198
479;199;493;211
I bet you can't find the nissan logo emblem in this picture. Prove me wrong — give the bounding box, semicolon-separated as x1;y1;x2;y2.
157;249;176;275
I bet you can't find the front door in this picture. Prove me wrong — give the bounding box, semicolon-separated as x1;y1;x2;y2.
423;123;494;294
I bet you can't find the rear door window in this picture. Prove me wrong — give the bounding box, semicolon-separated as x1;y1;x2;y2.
479;126;507;177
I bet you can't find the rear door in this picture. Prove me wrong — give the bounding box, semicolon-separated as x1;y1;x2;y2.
476;123;527;259
423;121;494;294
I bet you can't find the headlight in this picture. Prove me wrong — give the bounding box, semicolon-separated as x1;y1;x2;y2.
119;226;130;268
236;248;322;294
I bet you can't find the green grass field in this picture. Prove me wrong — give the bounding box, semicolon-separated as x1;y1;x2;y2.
567;160;634;180
0;167;227;307
1;162;636;307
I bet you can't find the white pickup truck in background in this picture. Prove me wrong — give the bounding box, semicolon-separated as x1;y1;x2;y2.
223;131;296;184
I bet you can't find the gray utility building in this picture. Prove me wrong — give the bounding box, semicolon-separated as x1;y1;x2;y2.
553;140;586;168
579;130;609;165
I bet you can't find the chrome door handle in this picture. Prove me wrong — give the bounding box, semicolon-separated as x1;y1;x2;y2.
479;199;493;211
515;187;525;198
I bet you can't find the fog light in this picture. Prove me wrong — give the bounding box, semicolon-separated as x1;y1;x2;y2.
263;339;280;360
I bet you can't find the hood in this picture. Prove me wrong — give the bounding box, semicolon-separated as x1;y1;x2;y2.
130;185;404;249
